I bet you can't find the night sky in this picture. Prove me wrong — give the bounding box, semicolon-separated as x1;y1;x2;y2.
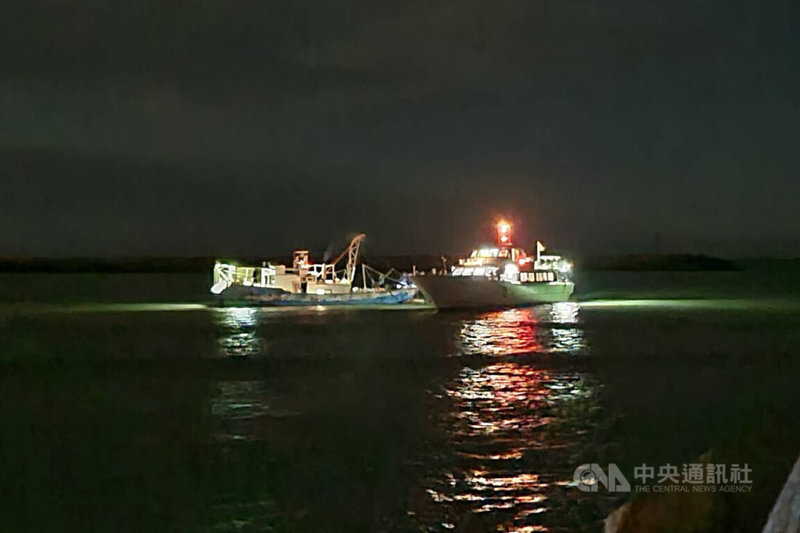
2;1;798;257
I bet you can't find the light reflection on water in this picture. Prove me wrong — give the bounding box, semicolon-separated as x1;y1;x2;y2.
456;303;584;356
214;307;263;357
211;380;273;443
211;309;274;443
419;305;595;531
209;377;295;530
457;309;542;356
209;303;596;530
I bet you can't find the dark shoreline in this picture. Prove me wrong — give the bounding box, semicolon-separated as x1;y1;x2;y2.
0;254;795;274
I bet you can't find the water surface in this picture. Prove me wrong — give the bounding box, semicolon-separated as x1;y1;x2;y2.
1;270;799;531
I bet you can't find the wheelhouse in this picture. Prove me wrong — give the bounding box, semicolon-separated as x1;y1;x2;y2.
448;220;572;285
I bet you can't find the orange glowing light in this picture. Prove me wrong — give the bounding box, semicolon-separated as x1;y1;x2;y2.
496;219;512;246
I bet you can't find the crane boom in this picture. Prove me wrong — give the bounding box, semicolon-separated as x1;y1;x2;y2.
329;233;366;284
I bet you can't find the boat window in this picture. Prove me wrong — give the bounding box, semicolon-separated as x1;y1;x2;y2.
535;271;556;282
473;267;485;276
477;248;499;258
463;267;474;276
453;267;464;276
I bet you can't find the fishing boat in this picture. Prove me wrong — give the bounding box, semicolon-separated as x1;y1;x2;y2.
210;234;417;306
413;220;574;309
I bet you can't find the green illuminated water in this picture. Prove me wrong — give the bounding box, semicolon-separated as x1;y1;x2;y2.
0;270;799;531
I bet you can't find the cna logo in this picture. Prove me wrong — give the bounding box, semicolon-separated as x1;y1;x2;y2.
573;463;631;493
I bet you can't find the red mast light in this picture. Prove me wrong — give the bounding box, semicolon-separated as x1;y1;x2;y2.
496;220;512;246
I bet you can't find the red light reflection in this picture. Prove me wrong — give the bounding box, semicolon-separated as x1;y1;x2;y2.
458;309;542;356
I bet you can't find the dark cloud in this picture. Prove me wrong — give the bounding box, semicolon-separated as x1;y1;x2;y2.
1;0;798;256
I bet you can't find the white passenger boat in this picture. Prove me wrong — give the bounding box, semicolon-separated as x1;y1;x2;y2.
210;234;417;306
413;221;574;309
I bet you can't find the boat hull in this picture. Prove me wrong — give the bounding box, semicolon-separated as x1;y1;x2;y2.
413;275;574;309
212;286;418;307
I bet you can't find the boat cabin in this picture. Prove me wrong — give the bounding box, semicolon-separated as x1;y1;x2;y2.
448;221;572;285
